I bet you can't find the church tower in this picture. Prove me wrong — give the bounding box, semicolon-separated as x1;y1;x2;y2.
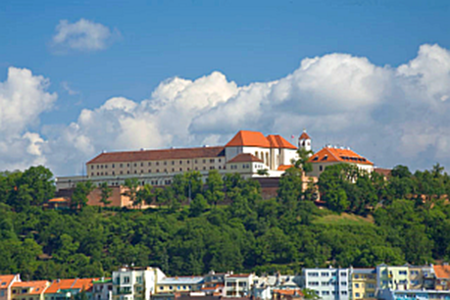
298;130;312;152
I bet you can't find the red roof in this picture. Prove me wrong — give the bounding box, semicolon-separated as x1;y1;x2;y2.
45;278;95;294
12;281;48;295
273;289;304;297
267;135;297;149
87;147;224;164
308;147;373;165
227;153;263;163
227;274;251;278
299;131;311;140
0;275;18;288
434;265;450;279
226;131;271;148
277;164;294;171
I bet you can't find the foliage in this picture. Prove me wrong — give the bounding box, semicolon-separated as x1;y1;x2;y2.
0;164;450;280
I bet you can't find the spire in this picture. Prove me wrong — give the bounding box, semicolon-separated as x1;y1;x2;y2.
298;129;312;151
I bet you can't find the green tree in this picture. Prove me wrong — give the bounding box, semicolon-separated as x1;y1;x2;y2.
71;181;95;211
189;194;208;217
205;170;224;206
122;178;140;208
99;182;112;209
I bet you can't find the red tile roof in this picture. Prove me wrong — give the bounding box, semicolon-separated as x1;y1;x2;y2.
48;197;69;203
273;289;304;297
227;153;263;163
434;265;450;279
226;131;271;148
308;147;373;165
0;275;17;288
374;168;391;177
12;281;48;295
226;274;251;278
87;147;225;164
267;135;297;149
277;165;294;171
45;278;95;294
299;131;311;140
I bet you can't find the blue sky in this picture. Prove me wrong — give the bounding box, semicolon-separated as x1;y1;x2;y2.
1;0;450;175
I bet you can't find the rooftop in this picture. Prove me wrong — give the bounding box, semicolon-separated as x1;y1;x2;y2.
158;276;204;285
227;153;263;164
433;265;450;279
308;146;373;165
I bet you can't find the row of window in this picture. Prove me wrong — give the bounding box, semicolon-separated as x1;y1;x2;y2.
225;282;247;287
354;283;376;288
381;270;408;275
91;166;224;177
308;271;347;277
382;280;408;285
315;290;348;296
91;159;222;170
355;292;375;298
308;281;347;286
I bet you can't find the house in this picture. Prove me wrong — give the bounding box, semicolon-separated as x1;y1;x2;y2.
224;274;256;298
11;281;49;300
112;266;165;300
307;146;374;178
44;278;95;300
202;271;225;296
433;264;450;291
156;277;204;295
55;130;300;191
252;274;301;300
0;275;21;300
272;289;303;300
350;268;377;299
301;267;350;300
92;278;112;300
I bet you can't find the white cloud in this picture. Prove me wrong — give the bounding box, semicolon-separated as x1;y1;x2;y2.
0;67;56;170
52;19;117;52
2;44;450;175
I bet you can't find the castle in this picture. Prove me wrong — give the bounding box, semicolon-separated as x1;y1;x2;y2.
55;130;374;191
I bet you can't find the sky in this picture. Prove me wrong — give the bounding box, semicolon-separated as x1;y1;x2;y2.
1;0;450;176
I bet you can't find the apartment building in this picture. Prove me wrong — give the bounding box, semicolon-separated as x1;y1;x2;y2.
302;267;350;300
376;264;409;291
156;277;204;294
350;268;376;299
224;274;256;297
0;275;21;300
112;266;165;300
253;274;301;300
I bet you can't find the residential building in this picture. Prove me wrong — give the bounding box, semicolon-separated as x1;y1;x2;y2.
252;274;301;300
55;130;300;190
350;268;376;299
11;281;49;300
112;266;165;300
307;146;374;178
92;278;112;300
376;265;409;291
156;277;204;294
272;289;304;300
224;274;256;298
301;267;350;300
202;271;226;296
0;275;21;300
378;288;450;300
433;264;450;291
44;278;95;300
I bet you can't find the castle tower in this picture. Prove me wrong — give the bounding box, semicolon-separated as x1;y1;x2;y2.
299;130;312;152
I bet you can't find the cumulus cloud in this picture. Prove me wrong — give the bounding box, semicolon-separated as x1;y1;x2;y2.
0;67;56;170
52;19;117;52
2;44;450;175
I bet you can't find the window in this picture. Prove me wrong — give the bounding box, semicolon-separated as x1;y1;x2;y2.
172;161;175;165
127;163;130;167
341;281;347;286
180;168;183;171
148;169;151;173
411;271;419;275
0;291;4;297
159;287;163;290
164;162;167;165
120;171;123;175
136;276;142;283
340;272;346;276
308;282;319;286
123;277;130;283
319;165;323;171
355;293;360;298
309;272;319;277
148;162;151;166
169;286;173;290
321;272;329;277
187;160;190;164
180;160;183;164
210;159;214;163
399;280;407;285
120;163;123;167
341;291;347;295
194;160;197;164
238;282;246;287
321;282;329;286
354;274;359;279
183;286;186;290
156;162;159;166
355;283;359;288
382;281;388;285
226;282;233;287
399;271;407;275
322;291;329;296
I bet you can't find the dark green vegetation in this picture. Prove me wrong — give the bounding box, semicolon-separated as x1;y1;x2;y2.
1;164;450;281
